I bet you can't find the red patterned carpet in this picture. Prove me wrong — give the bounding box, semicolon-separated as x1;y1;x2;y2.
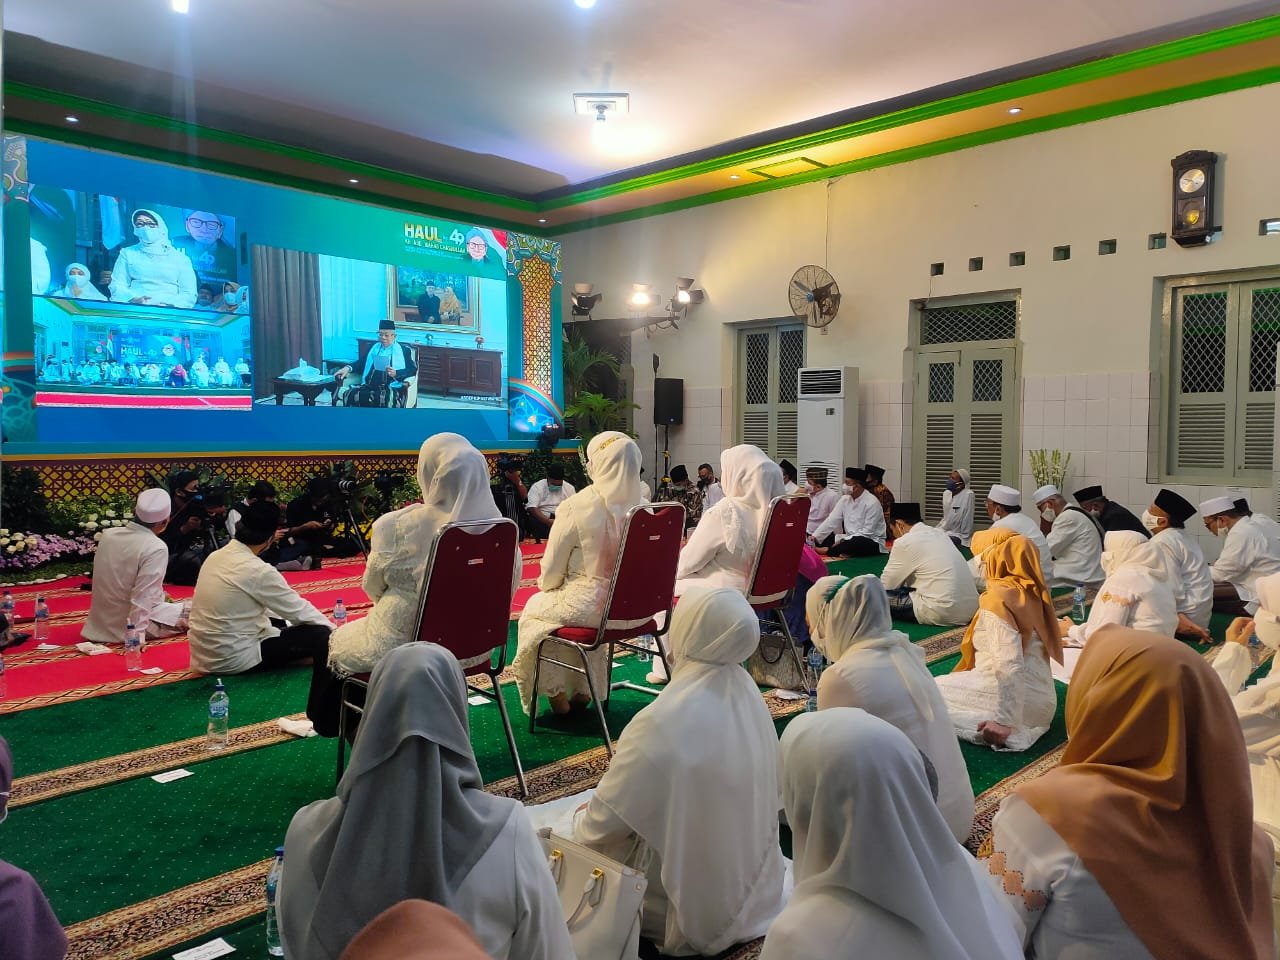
0;544;544;712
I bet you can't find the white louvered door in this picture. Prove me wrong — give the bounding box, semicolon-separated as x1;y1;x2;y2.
737;323;804;460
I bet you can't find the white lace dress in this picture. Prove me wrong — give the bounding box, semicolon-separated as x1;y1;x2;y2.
934;610;1057;752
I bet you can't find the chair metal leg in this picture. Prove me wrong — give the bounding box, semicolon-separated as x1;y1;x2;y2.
528;638;547;734
336;679;349;784
490;671;527;798
574;645;613;756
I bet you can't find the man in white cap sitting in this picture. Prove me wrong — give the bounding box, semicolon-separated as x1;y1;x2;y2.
82;489;188;645
1032;484;1103;588
1202;496;1280;616
970;484;1054;585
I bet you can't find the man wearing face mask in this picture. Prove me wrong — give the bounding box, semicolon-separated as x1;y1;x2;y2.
525;462;575;542
809;468;885;558
108;209;198;309
697;463;725;509
1202;496;1280;616
52;261;106;301
1213;572;1280;837
664;464;704;531
1072;485;1148;539
1145;489;1214;641
938;468;974;547
1033;485;1103;588
803;466;840;537
0;736;69;960
880;502;978;625
970;485;1054;585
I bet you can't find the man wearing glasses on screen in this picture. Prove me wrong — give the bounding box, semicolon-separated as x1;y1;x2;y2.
172;210;238;287
334;319;417;408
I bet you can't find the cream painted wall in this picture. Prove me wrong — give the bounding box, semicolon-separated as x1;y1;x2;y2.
559;82;1280;549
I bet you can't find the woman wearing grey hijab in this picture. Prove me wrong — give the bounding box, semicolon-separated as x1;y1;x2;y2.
280;644;572;960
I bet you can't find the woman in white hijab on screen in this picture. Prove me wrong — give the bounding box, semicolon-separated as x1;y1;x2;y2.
280;643;573;960
329;434;513;677
1060;530;1177;654
52;262;106;301
759;708;1021;960
675;443;783;594
512;431;644;716
535;587;788;956
806;574;974;843
108;209;198;309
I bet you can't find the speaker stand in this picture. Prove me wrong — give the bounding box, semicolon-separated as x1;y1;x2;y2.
662;423;671;491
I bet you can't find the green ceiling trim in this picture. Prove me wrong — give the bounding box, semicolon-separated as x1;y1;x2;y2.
5;81;536;213
548;64;1280;236
538;12;1280;209
4;118;550;238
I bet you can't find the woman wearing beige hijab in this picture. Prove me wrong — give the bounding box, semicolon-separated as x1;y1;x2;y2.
988;625;1274;959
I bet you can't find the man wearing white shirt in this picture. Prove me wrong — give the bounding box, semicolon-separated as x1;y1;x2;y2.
82;489;188;645
970;484;1054;584
1236;497;1280;539
938;467;975;547
525;462;576;541
1146;489;1213;641
1033;485;1102;587
881;502;979;625
779;459;799;496
804;466;841;536
188;501;332;677
698;463;725;510
1202;495;1280;615
810;468;885;558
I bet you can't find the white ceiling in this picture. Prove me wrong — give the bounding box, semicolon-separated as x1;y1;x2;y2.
6;0;1275;196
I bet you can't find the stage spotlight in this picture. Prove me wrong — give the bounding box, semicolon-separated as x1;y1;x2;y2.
629;283;654;310
571;283;603;317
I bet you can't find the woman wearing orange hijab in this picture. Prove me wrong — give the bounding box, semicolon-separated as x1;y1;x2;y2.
987;625;1274;959
935;530;1061;751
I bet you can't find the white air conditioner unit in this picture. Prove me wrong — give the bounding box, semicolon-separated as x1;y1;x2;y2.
798;366;859;485
1273;345;1280;517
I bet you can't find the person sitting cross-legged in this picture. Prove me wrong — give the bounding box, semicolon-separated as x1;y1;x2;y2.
880;501;978;626
809;468;885;558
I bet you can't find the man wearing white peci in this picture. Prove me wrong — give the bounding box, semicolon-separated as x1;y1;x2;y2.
969;485;1054;587
1032;484;1103;588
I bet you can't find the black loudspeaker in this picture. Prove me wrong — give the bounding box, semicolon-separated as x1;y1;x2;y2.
653;377;684;426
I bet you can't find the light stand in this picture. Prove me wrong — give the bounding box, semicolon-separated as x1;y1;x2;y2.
652;354;662;493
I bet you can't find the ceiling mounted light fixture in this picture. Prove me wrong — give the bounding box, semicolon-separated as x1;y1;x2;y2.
172;0;190;11
65;115;80;124
629;283;654;310
573;92;630;125
1007;106;1023;115
571;282;603;318
574;0;597;7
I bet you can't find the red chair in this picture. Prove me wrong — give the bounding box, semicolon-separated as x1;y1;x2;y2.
337;518;525;794
745;495;812;690
527;502;684;755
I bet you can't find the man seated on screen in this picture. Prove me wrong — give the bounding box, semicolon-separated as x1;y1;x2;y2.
187;501;332;677
234;357;251;385
82;489;188;646
190;356;211;388
333;319;417;408
213;357;234;386
417;281;442;323
525;463;575;543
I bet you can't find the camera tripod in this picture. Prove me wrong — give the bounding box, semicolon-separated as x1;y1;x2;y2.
330;499;370;556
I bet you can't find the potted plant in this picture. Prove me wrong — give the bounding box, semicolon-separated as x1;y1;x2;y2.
1029;449;1072;490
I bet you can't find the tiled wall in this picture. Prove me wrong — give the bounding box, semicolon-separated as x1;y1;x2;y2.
859;380;910;498
632;385;728;486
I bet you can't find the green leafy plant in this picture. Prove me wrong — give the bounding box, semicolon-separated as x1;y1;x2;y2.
0;466;54;534
564;391;638;449
562;333;621;400
1029;449;1072;489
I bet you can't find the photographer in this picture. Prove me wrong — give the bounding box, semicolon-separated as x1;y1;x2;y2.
279;477;334;570
226;480;278;538
161;471;207;585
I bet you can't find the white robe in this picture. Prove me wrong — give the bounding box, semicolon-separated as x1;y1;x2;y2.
805;486;841;536
1045;507;1104;586
109;244;198;308
1063;566;1177;649
811;490;886;546
1212;643;1280;838
1151;526;1214;629
934;611;1057;752
880;523;979;626
81;522;185;644
674;497;758;594
940;487;975;546
1212;520;1280;612
989;512;1055;583
986;794;1155;960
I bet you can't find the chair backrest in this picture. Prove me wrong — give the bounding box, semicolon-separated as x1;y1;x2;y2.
413;518;520;673
600;502;685;638
746;495;812;608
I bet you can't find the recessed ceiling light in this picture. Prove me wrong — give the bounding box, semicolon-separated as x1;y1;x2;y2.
171;0;190;11
348;178;359;184
1007;106;1023;115
65;116;80;124
729;174;740;180
537;218;547;224
574;0;596;7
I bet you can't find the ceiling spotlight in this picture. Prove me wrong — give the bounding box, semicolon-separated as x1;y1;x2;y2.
571;283;602;316
1007;106;1023;115
573;93;630;122
538;218;548;224
574;0;596;7
674;277;695;305
65;115;80;124
729;174;740;180
171;0;190;11
629;283;654;309
348;178;360;184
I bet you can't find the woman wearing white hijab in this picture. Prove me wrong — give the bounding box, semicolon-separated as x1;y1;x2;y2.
675;443;784;595
807;575;975;843
512;431;644;715
1061;529;1177;650
109;208;198;308
330;433;513;677
280;643;573;960
760;708;1022;960
52;262;106;301
558;587;788;955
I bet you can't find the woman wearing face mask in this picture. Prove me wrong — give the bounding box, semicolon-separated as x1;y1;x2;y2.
108;209;198;309
1058;531;1177;657
0;736;69;960
939;468;974;547
52;261;106;301
217;281;251;314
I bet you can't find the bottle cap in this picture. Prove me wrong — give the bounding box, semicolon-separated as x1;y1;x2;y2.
127;622;135;628
215;678;225;688
275;845;285;857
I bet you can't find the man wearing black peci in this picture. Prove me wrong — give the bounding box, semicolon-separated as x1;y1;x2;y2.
416;281;441;324
1073;485;1149;538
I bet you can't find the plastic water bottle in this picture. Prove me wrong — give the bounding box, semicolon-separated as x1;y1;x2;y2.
207;678;230;750
1071;585;1087;622
806;646;825;713
124;622;143;671
0;650;7;699
265;846;285;956
332;599;347;628
33;597;49;643
637;634;653;663
1;590;13;620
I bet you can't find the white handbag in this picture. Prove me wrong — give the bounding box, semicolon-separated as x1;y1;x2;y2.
538;827;648;960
